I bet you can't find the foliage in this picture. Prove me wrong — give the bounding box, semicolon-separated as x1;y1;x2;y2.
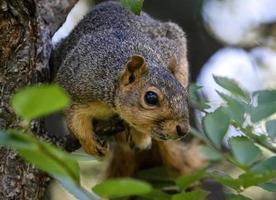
2;44;276;200
2;72;276;200
0;129;80;184
203;107;230;148
92;178;152;198
120;0;144;15
1;84;98;200
189;76;276;197
11;85;70;123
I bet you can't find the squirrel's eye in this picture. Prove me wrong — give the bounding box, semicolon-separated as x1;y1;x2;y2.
144;91;159;106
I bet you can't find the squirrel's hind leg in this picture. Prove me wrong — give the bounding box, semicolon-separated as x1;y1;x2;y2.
65;102;115;156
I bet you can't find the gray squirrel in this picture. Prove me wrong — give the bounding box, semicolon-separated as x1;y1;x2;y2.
54;0;190;157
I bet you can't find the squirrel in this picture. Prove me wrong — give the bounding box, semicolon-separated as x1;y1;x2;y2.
54;1;190;158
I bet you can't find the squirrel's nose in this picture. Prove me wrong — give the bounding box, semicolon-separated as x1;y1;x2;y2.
176;124;188;137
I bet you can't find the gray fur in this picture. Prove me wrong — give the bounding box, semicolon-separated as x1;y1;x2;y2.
55;1;188;116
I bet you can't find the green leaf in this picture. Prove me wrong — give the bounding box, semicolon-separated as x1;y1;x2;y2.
217;92;247;122
92;178;152;198
55;176;100;200
211;175;241;191
0;129;79;183
70;152;97;162
136;167;174;190
11;84;70;121
199;145;223;161
175;169;206;189
189;127;209;142
136;167;174;182
229;136;262;166
238;172;276;189
225;194;252;200
140;189;171;200
172;190;208;200
251;90;276;123
213;76;250;101
254;90;276;104
251;156;276;173
265;120;276;139
259;182;276;192
188;84;210;111
120;0;144;15
203;107;230;148
212;171;276;191
250;102;276;123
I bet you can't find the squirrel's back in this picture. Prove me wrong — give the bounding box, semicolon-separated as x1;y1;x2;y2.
54;1;186;66
55;1;159;65
55;1;187;105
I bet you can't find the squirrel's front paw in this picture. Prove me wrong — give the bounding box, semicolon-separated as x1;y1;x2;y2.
81;137;109;157
95;136;110;156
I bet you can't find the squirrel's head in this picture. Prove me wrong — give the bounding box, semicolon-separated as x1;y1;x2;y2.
115;54;190;141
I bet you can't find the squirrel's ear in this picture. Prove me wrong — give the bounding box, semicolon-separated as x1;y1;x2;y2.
168;54;178;75
121;55;148;85
168;54;189;88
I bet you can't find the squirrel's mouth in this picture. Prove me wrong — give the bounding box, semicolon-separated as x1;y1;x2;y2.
151;128;174;141
152;127;188;141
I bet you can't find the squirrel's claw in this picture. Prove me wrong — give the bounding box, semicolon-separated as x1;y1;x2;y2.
95;136;109;156
95;144;109;157
80;136;109;157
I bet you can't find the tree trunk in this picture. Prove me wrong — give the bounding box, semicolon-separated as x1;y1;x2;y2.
0;0;77;198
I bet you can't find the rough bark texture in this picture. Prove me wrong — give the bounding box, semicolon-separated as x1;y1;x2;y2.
0;0;77;199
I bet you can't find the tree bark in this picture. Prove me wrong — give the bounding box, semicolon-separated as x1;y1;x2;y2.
0;0;77;199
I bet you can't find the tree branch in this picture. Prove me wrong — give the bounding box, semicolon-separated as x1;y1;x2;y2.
36;0;78;36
